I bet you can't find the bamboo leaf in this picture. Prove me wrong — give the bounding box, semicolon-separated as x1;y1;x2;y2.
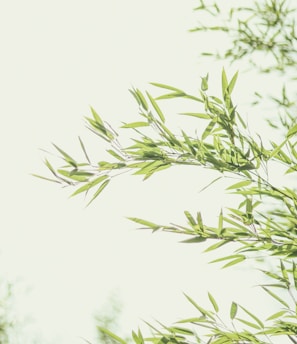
287;124;297;138
184;293;215;319
221;68;228;97
71;175;108;197
266;310;287;321
230;302;237;319
201;73;209;91
184;210;196;226
180;236;207;244
226;180;252;190
146;92;165;123
150;82;185;93
107;149;125;161
199;176;222;193
208;292;219;312
32;174;61;184
90;106;104;126
228;71;238;94
52;143;77;167
78;136;91;164
236;318;260;330
239;305;264;328
127;217;161;231
204;240;230;253
180;113;210;119
121;122;149;128
87;179;110;206
262;287;289;308
202;119;217;140
222;256;245;268
97;326;127;344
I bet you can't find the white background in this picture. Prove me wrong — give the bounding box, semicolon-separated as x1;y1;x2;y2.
0;1;284;343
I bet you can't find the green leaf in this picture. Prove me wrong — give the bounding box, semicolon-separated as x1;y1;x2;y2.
266;310;287;321
132;330;144;344
78;136;91;164
211;254;246;268
52;143;77;167
202;119;217;140
208;292;219;312
184;210;196;226
44;158;56;174
236;318;260;330
230;302;237;319
180;236;206;244
90;106;104;126
196;212;204;231
262;287;289;308
184;293;215;319
70;175;108;197
127;217;161;231
107;149;125;161
150;82;184;93
226;180;252;190
57;169;89;182
204;240;230;253
97;326;127;344
222;256;246;268
201;73;209;91
146;92;166;123
87;179;110;206
287;124;297;138
280;260;289;282
180;113;210;119
228;71;238;94
121;122;149;128
221;68;228;97
135;89;149;111
31;174;61;184
239;305;264;328
199;176;222;193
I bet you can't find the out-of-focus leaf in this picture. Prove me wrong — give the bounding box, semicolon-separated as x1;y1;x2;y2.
97;326;127;344
78;136;91;164
201;73;209;91
287;124;297;138
230;302;237;319
180;236;206;244
32;174;61;184
52;143;77;167
127;217;161;231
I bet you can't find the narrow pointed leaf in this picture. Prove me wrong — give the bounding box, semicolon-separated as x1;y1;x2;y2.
146;92;165;123
230;302;237;319
208;292;219;312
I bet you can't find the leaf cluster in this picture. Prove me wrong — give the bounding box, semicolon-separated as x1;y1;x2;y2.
191;0;297;72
